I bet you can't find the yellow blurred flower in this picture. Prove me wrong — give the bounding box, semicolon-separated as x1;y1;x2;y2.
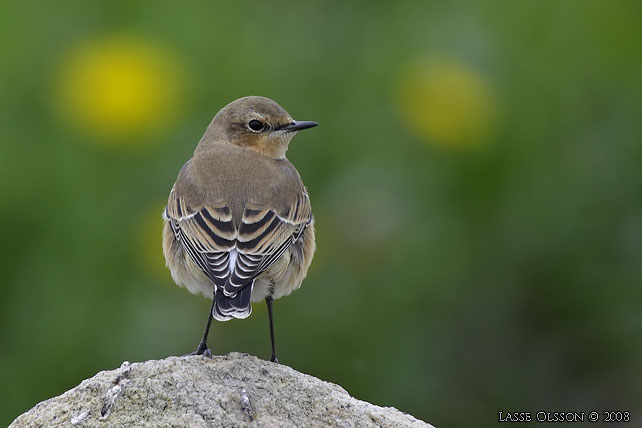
55;35;184;145
395;57;497;148
136;203;172;285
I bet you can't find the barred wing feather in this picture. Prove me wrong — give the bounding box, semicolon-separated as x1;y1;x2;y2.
224;201;310;296
165;189;311;299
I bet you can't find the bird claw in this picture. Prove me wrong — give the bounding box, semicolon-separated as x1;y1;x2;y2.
184;343;213;358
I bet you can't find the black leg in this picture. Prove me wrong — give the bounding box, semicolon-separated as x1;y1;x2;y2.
266;296;278;363
187;290;215;358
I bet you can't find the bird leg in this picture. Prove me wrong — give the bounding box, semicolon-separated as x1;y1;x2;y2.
187;290;216;358
266;296;278;363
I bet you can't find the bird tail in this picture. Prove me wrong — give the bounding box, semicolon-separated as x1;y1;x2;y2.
213;282;253;321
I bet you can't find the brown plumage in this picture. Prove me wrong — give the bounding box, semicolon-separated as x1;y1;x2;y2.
162;96;317;362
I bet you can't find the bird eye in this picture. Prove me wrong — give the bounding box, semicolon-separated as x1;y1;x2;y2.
248;120;265;132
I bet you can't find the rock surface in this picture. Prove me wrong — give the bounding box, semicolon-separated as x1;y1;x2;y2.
10;353;433;428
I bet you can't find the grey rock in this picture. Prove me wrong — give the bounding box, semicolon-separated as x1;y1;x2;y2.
10;353;433;428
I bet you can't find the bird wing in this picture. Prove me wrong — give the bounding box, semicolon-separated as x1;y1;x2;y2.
165;187;312;296
225;193;312;296
165;188;236;288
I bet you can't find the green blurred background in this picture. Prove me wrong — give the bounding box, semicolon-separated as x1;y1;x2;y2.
1;1;641;426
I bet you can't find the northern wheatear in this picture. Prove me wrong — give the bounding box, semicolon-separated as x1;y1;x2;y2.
163;96;317;362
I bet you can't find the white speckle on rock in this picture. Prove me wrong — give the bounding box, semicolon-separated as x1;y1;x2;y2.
70;410;89;425
100;383;125;419
240;389;254;420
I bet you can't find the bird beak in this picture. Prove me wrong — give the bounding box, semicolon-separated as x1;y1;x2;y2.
282;121;319;132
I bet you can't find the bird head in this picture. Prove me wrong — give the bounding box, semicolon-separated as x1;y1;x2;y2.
197;96;318;159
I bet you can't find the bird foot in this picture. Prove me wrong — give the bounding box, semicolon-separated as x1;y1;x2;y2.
270;355;279;364
184;343;212;358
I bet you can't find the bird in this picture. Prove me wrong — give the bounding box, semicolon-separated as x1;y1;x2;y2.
162;96;317;363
